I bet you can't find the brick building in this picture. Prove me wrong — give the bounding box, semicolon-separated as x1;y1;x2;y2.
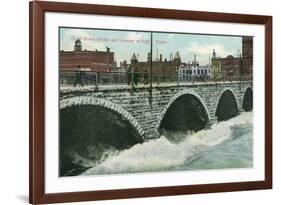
211;53;222;79
242;36;253;75
211;36;253;79
59;39;115;72
212;51;242;78
130;51;182;76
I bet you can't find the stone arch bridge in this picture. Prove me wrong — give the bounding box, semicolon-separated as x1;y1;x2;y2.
60;81;253;139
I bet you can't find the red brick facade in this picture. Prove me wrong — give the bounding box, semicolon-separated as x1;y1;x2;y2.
59;39;115;72
130;52;181;74
211;36;253;78
242;36;253;75
212;55;242;78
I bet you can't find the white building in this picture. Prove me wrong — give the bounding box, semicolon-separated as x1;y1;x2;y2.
178;54;212;82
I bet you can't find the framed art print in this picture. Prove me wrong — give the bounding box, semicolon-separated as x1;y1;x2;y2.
29;1;272;204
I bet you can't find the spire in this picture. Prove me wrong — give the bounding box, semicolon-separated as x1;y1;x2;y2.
147;52;152;62
154;49;160;61
155;49;159;61
212;49;216;58
170;53;173;61
192;54;199;66
237;49;241;58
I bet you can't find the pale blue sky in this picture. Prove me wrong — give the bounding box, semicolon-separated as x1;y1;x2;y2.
60;27;242;65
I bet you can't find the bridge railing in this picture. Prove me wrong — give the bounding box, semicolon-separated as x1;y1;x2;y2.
59;70;252;87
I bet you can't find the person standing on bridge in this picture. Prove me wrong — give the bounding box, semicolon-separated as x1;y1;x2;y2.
144;70;149;85
74;65;84;87
127;66;132;86
133;67;140;86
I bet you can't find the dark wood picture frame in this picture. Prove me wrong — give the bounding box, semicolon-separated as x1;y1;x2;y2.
29;1;272;204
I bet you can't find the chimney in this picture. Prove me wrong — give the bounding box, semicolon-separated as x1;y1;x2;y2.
160;54;163;62
106;47;110;52
170;53;173;61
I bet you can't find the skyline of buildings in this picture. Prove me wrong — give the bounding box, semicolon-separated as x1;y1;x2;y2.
60;28;244;66
59;36;252;80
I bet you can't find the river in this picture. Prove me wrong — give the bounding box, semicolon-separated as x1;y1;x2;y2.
71;112;253;176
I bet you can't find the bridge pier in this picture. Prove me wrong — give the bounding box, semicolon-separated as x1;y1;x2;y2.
145;128;160;139
209;116;218;126
239;108;245;113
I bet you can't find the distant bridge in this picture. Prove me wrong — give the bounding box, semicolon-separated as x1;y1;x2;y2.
60;81;253;139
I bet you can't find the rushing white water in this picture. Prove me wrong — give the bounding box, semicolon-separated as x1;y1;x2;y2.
80;112;253;175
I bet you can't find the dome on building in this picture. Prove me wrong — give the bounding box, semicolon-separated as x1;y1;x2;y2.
174;51;181;59
131;53;138;61
75;39;81;45
74;39;82;51
226;55;234;59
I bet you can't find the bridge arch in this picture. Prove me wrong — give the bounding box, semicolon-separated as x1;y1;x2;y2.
60;96;145;138
215;88;239;121
242;86;253;111
60;96;146;176
157;90;210;131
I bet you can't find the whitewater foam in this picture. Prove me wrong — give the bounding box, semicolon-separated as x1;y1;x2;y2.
81;112;253;175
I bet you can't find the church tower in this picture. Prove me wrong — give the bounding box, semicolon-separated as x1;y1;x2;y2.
74;39;82;51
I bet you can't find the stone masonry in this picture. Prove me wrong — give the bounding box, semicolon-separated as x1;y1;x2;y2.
60;81;253;139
